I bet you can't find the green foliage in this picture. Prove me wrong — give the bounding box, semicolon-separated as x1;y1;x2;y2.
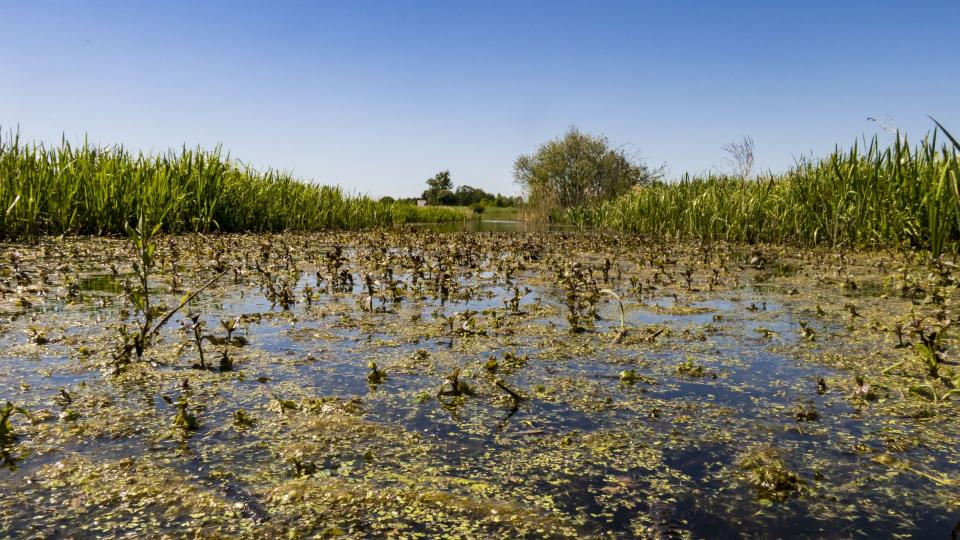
426;170;453;192
737;446;805;502
563;127;960;255
436;189;457;206
367;361;387;385
454;185;492;206
514;126;655;209
422;170;454;204
0;402;31;444
0;131;462;238
173;397;199;433
124;211;164;359
420;170;518;207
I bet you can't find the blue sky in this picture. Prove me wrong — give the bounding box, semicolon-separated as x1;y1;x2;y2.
2;1;958;197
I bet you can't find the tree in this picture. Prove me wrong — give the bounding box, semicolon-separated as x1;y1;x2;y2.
419;170;520;207
455;185;494;206
422;170;453;204
436;189;457;205
513;127;655;208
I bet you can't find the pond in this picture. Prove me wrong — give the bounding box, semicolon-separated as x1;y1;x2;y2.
0;231;957;538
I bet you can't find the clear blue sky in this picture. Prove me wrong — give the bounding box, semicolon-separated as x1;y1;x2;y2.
2;1;958;197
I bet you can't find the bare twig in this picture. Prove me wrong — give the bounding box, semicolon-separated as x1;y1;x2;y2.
148;269;230;340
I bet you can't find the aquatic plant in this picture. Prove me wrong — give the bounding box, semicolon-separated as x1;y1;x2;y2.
0;402;33;445
792;401;819;422
505;285;525;314
437;368;475;398
124;211;164;359
217;316;241;372
618;369;653;385
173;397;199;433
913;321;950;377
259;270;296;310
798;321;816;342
111;216;227;370
185;313;207;369
852;376;879;401
361;274;376;312
493;378;525;410
233;409;256;430
600;288;627;342
26;326;48;345
367;361;387;385
675;358;707;377
559;262;600;332
736;446;805;503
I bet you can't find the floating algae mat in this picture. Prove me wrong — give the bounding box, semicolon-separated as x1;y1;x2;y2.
1;231;958;538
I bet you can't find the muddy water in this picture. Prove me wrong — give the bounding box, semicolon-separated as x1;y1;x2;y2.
0;232;958;538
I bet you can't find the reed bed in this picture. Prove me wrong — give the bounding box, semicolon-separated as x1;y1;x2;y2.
0;131;462;238
564;131;960;256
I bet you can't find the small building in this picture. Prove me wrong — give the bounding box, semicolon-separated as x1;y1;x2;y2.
416;199;427;207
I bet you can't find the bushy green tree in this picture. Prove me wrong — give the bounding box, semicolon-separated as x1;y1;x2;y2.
455;185;495;206
494;194;522;207
422;170;453;204
513;127;655;207
436;189;457;205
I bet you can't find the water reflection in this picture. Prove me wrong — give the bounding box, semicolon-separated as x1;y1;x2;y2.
411;219;577;233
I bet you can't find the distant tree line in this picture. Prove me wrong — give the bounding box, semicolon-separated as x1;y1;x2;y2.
382;127;659;212
380;170;522;207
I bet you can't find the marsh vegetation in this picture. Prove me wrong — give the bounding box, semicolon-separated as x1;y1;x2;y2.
1;229;959;537
0;130;463;238
560;124;960;257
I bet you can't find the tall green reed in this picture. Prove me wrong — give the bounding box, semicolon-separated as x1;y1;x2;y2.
565;127;960;256
0;130;462;238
